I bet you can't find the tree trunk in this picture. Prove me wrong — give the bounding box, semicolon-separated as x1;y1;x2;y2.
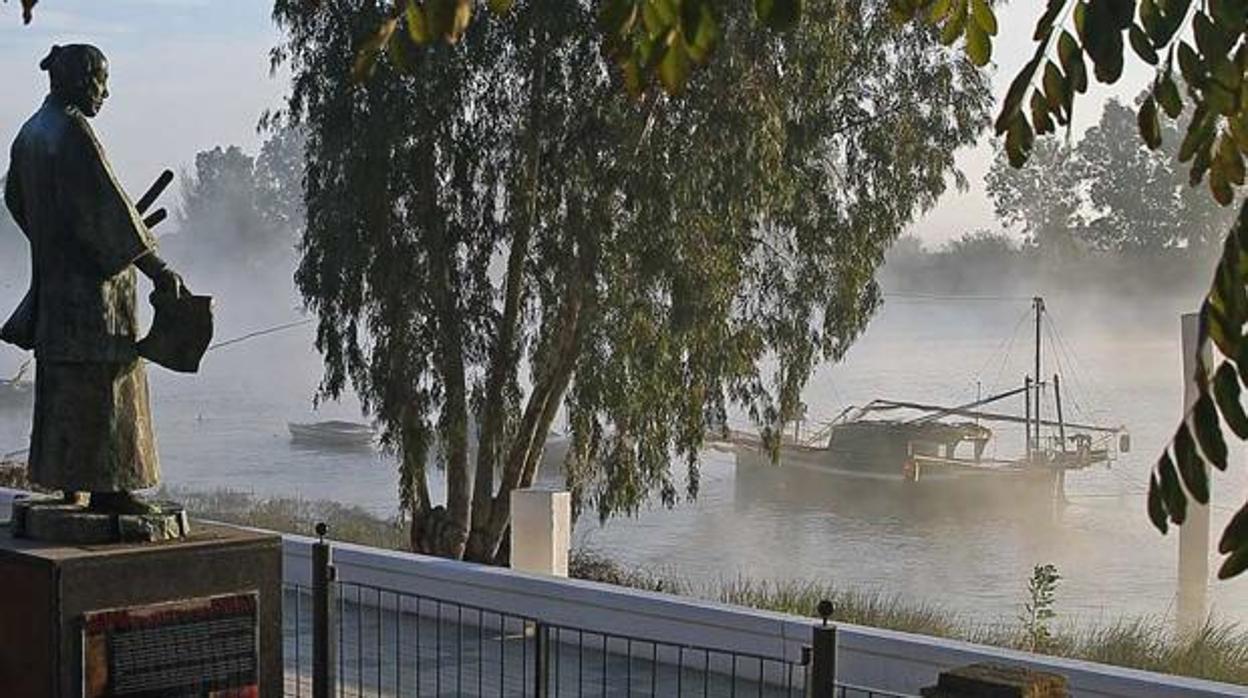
465;38;547;564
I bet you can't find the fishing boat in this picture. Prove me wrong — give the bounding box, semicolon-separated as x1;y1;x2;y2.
712;297;1128;498
288;420;377;449
0;360;33;411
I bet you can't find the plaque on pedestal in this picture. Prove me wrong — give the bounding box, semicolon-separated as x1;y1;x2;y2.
0;521;282;697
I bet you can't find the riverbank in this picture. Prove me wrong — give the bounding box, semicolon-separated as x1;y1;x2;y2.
167;488;1247;686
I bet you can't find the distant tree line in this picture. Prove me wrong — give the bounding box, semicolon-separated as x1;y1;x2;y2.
985;94;1236;259
163;127;306;278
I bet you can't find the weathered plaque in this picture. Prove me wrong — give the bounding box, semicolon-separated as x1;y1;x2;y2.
83;592;259;698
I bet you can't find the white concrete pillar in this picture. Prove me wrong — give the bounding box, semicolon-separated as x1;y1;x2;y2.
1178;313;1210;632
510;488;571;577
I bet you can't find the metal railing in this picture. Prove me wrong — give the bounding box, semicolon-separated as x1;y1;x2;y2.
284;525;913;698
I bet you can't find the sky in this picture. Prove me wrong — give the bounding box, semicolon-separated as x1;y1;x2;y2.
0;1;1158;247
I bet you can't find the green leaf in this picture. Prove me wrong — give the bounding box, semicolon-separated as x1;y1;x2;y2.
1139;0;1162;41
406;1;434;44
1213;362;1248;438
965;21;992;66
1031;91;1056;134
1194;11;1231;58
1179;111;1216;163
1178;41;1205;86
940;0;968;46
351;17;399;84
1105;0;1134;28
755;0;802;31
1220;501;1248;554
1219;546;1248;579
1129;24;1159;64
684;4;719;64
928;0;954;22
970;0;997;35
1211;163;1234;204
657;31;692;95
1192;392;1229;470
1043;61;1066;115
1155;0;1190;45
1005;114;1035;167
1173;423;1210;504
487;0;514;14
1139;95;1162;149
995;55;1043;134
1033;0;1065;40
1156;451;1188;524
1147;473;1169;533
1083;0;1126;83
1156;70;1183;117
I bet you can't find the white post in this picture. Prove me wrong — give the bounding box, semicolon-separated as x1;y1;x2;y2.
509;488;571;577
1178;313;1210;632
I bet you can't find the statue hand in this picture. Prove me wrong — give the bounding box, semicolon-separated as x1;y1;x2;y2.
154;269;186;299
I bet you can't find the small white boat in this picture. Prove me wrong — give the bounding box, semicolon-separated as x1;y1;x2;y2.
288;420;376;449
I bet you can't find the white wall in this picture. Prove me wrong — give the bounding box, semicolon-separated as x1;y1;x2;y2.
282;535;1248;698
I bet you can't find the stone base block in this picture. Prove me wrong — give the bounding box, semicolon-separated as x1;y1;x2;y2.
0;521;282;697
921;663;1069;698
12;498;190;544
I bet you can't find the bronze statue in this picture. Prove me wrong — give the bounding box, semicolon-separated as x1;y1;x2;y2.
1;44;192;516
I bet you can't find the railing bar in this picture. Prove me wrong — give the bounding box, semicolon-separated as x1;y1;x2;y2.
338;584;344;698
626;638;632;695
757;658;763;698
478;608;484;698
677;646;682;698
376;586;382;698
457;605;463;697
295;585;302;698
395;592;401;697
436;600;442;697
601;633;607;697
577;629;583;695
499;613;505;698
650;642;656;698
552;626;559;698
703;650;709;698
731;654;738;698
415;596;422;698
522;618;529;698
356;584;363;698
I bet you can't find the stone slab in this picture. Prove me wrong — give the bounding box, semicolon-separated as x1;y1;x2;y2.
12;498;190;544
0;521;282;697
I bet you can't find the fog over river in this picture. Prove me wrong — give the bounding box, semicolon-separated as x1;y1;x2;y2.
1;271;1244;629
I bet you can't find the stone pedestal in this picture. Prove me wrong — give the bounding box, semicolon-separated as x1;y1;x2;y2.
12;497;190;544
921;663;1069;698
510;488;571;577
0;521;282;697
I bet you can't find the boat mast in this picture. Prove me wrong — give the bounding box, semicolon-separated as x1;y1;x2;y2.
1033;296;1045;457
1054;372;1067;452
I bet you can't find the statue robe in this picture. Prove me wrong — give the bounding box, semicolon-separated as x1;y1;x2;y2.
3;96;159;492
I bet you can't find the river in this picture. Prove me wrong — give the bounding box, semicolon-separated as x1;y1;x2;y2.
1;278;1244;630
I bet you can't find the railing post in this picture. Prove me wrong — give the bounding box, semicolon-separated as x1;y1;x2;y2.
312;522;337;698
533;621;550;698
809;600;836;698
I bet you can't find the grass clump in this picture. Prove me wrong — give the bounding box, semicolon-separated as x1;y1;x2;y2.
167;487;409;550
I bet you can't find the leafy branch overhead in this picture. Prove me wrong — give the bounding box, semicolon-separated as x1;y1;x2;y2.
347;0;997;95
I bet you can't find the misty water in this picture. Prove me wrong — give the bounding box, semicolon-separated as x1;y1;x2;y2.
1;271;1245;631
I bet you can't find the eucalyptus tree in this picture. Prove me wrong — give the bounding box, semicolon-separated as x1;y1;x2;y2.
271;0;988;561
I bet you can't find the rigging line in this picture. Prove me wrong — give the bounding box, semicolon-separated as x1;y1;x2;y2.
975;306;1032;384
1043;318;1090;418
1044;312;1101;420
206;318;315;352
1046;308;1109;407
985;308;1032;397
882;292;1035;302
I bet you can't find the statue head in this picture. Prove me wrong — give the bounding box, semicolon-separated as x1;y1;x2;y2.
40;44;109;117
